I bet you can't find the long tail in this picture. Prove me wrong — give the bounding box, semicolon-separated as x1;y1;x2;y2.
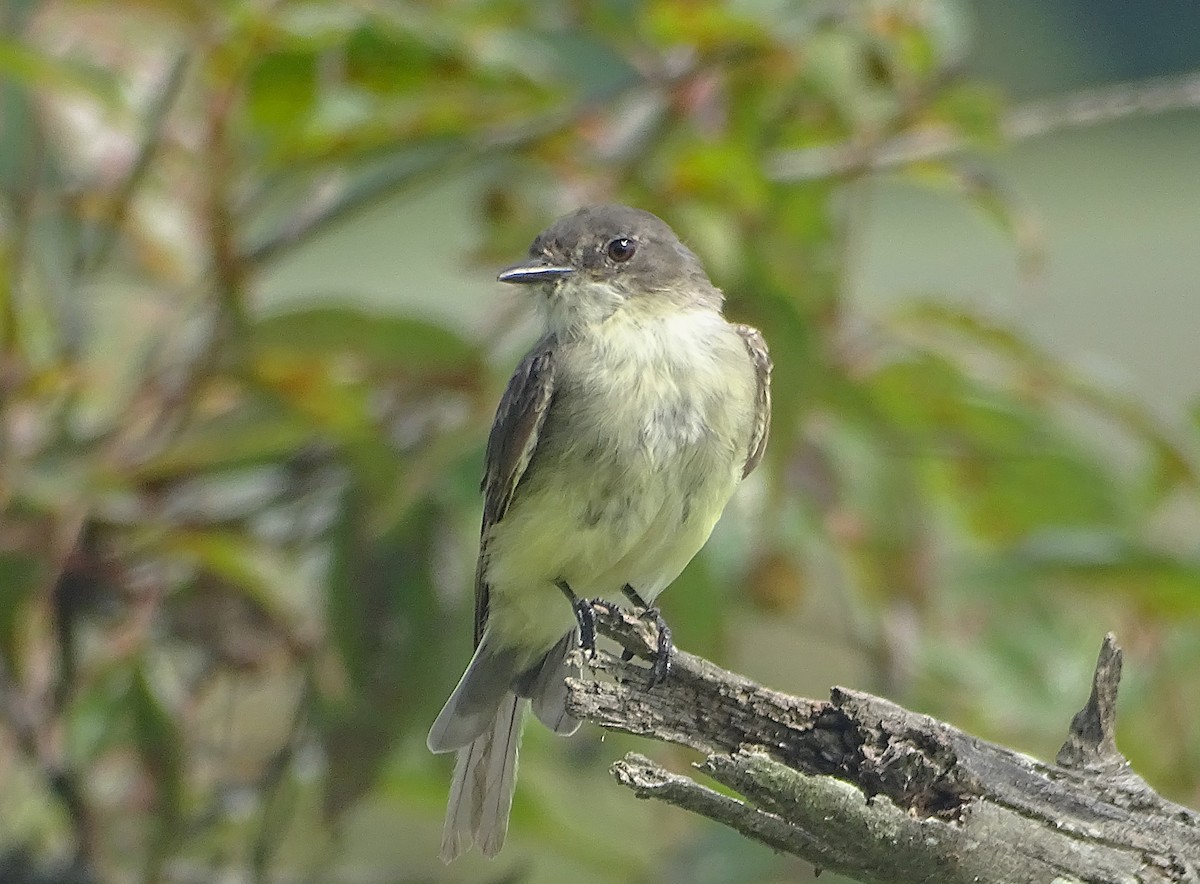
440;692;524;861
429;629;578;860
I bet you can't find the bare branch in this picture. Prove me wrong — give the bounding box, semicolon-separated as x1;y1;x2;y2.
768;70;1200;182
1057;632;1126;772
74;49;192;279
239;100;624;269
566;608;1200;884
612;753;817;857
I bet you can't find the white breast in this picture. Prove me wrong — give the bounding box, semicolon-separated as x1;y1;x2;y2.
569;308;752;460
482;307;758;657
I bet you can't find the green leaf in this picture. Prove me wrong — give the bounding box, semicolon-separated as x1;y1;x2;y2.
153;529;314;642
896;162;1042;268
930;81;1006;146
1143;437;1197;505
643;1;773;53
66;661;136;763
0;38;122;107
318;488;444;820
891;301;1200;495
0;552;46;676
250;346;403;495
867;352;1124;540
128;662;184;861
666;139;770;211
245;49;318;137
343;25;448;94
128;409;317;482
802;27;899;131
892;299;1042;363
1003;529;1200;616
252;305;481;377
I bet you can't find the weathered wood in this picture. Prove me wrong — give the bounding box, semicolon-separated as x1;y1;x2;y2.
564;607;1200;884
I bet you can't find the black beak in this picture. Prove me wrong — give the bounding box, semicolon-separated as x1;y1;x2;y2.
497;261;574;285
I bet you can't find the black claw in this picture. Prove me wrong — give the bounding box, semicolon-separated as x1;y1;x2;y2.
621;584;673;687
646;609;673;687
574;597;597;660
558;579;601;660
559;581;674;682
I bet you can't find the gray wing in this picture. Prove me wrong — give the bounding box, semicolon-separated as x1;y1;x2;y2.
474;335;557;645
734;324;772;478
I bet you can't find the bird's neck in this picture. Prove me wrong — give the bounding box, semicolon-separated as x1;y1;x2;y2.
538;279;724;340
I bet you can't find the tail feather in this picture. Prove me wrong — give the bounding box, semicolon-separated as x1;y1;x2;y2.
428;637;522;753
440;693;524;861
525;630;581;735
432;628;579;861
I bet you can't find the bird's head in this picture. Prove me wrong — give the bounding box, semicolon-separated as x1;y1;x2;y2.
498;205;722;334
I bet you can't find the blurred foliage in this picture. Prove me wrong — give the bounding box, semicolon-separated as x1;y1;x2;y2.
0;0;1197;881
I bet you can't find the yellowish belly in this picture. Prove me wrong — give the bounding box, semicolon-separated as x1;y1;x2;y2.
481;451;738;659
477;308;757;662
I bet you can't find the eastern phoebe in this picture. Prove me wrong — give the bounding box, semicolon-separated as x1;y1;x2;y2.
427;204;772;860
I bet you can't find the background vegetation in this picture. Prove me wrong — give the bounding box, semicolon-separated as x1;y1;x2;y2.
1;1;1197;882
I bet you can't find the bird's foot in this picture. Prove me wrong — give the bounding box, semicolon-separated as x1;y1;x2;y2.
621;584;673;688
558;580;603;661
573;596;598;661
643;608;673;687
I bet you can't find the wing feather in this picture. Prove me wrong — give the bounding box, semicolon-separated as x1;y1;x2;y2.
734;324;772;478
473;336;557;645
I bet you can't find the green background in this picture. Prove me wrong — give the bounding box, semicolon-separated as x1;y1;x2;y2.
1;1;1198;881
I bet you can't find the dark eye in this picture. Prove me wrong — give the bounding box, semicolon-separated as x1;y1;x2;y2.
606;237;637;263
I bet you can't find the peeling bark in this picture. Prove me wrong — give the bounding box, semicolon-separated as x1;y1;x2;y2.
564;607;1200;884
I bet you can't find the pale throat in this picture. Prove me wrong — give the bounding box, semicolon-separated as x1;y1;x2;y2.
566;299;739;460
536;277;626;333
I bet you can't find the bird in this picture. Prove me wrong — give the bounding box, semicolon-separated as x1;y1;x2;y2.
426;204;771;860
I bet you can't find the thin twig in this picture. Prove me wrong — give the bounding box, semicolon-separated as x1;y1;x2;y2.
767;70;1200;181
611;753;813;855
250;676;313;883
73;49;192;279
0;98;44;359
126;57;248;455
204;71;248;335
238;101;600;269
238;141;464;268
0;657;97;867
1004;71;1200;139
239;61;705;269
